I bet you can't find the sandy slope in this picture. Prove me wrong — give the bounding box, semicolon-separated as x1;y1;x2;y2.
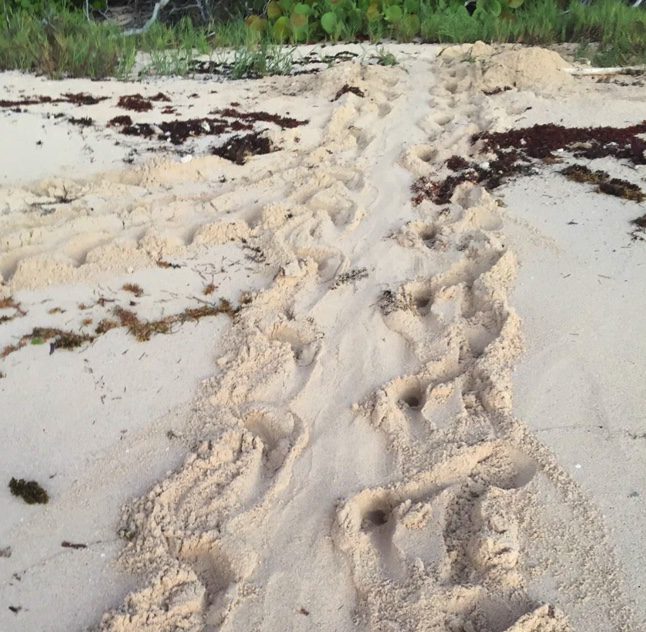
0;44;644;632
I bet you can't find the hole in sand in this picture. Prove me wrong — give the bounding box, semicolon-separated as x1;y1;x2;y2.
378;103;392;117
364;509;389;527
413;289;433;315
413;146;435;163
433;112;453;126
271;324;305;361
419;227;437;248
181;545;234;605
483;447;538;490
399;383;424;410
244;410;281;451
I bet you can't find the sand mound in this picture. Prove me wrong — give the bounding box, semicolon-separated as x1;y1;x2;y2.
441;42;573;92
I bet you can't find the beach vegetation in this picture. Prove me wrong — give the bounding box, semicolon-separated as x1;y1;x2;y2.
0;0;645;77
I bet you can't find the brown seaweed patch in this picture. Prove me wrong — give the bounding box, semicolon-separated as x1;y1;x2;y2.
483;86;512;96
212;133;273;165
414;121;646;213
122;283;144;297
332;84;365;101
117;94;153;112
412;150;531;205
474;121;646;164
9;478;49;504
63;93;107;106
108;107;306;147
0;92;107;108
112;298;235;342
119;117;250;145
560;164;606;184
561;164;645;202
1;299;238;364
0;297;27;324
446;155;471;171
68;116;93;127
33;327;93;350
150;92;171;102
599;179;645;202
630;213;646;239
107;115;133;127
1;326;91;358
213;107;308;129
95;319;119;334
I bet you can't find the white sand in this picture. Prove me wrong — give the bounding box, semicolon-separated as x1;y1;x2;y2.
0;43;644;631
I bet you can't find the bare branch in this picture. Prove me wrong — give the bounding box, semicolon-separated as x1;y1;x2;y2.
123;0;172;36
566;65;646;76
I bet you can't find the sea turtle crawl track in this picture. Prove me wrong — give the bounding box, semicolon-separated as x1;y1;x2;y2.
332;47;636;632
3;48;629;631
96;62;405;631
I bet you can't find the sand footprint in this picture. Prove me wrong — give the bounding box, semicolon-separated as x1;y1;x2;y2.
333;442;566;631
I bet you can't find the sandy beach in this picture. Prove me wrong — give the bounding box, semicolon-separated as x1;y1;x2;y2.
0;43;644;631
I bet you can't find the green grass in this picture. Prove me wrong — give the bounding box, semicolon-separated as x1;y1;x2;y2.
0;9;137;78
0;1;645;79
228;43;294;78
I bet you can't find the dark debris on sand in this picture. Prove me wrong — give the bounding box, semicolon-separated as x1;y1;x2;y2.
0;93;107;108
212;107;308;129
117;93;154;112
474;121;646;163
68;116;93;127
116;92;171;112
9;478;49;504
108;106;307;148
212;133;273;165
412;122;646;229
332;85;365;101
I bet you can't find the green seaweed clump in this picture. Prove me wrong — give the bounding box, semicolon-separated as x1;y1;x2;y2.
9;477;49;504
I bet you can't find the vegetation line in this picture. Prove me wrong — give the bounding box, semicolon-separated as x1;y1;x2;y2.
0;0;645;78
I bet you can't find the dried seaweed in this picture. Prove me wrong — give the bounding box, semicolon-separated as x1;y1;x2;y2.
0;297;26;324
332;84;365;101
68;116;93;127
332;268;369;289
122;283;144;297
212;133;273;165
213;107;308;129
561;164;645;202
9;478;48;504
112;298;236;342
413;121;646;213
474;121;646;164
117;94;153;112
0;92;107;108
107;115;133;127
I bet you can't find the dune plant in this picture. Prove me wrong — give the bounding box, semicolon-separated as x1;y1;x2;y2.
244;0;532;44
0;8;136;78
229;42;294;78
